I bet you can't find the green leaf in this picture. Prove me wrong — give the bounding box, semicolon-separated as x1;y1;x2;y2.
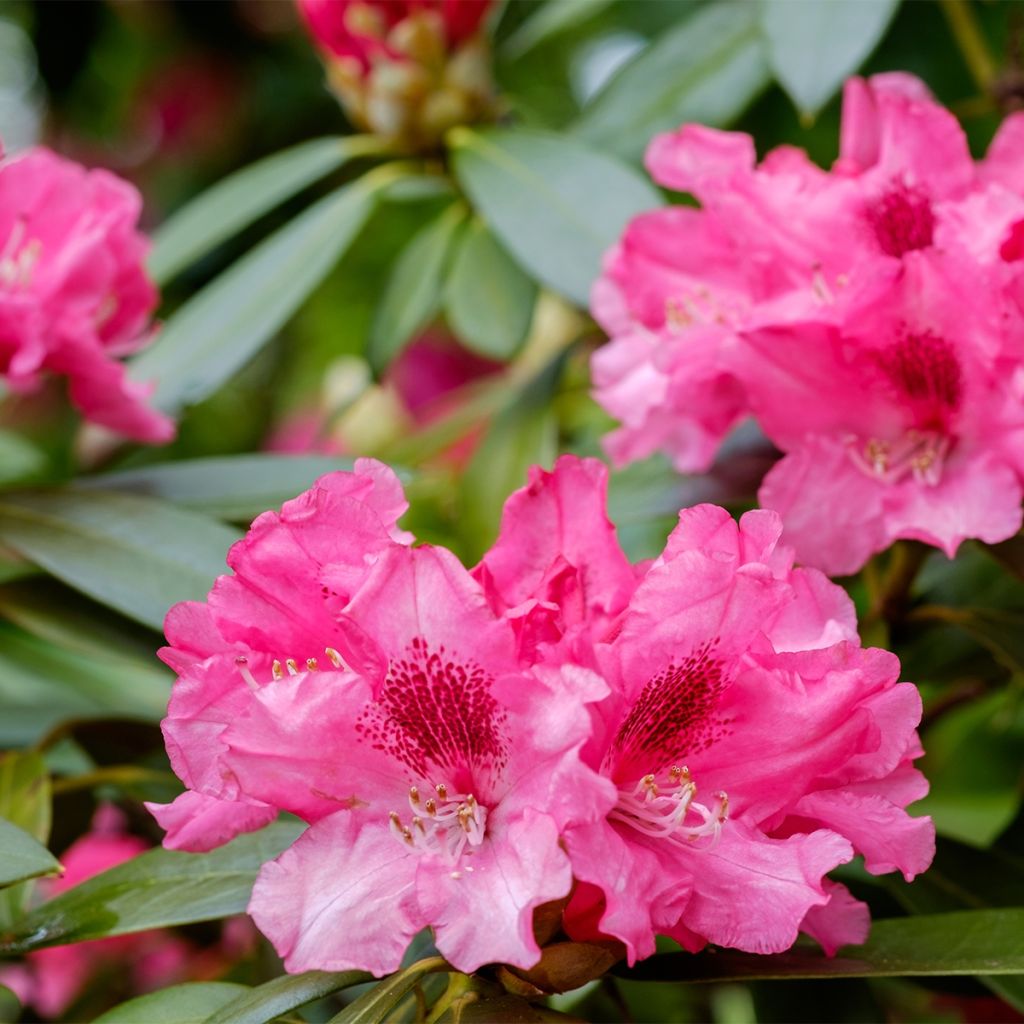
204;970;372;1024
368;203;467;373
0;817;59;889
449;126;659;306
458;357;561;562
0;752;51;928
759;0;900;118
327;957;446;1024
149;136;384;284
0;488;239;631
84;454;357;521
444;219;538;360
574;2;771;163
0;983;20;1024
0;821;301;953
132;170;391;415
0;430;47;487
500;0;614;59
985;531;1024;582
618;909;1024;982
94;982;251;1024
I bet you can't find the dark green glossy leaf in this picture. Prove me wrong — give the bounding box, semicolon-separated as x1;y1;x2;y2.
368;203;467;372
132;171;390;414
500;0;614;59
94;982;251;1024
617;909;1024;982
84;454;357;521
759;0;900;118
204;970;372;1024
574;2;770;162
445;219;537;360
0;821;301;953
0;488;239;630
0;817;59;889
327;957;446;1024
449;126;659;306
149;136;383;284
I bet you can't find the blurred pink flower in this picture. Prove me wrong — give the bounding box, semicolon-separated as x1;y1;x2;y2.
0;806;190;1018
0;146;173;442
483;460;933;962
152;459;611;976
296;0;495;148
593;73;1024;573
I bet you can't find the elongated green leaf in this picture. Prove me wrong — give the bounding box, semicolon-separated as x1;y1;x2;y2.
444;219;537;360
759;0;900;118
0;821;301;953
84;454;356;521
368;203;467;372
149;136;383;284
0;817;59;889
205;970;371;1024
0;489;239;630
328;957;446;1024
0;752;50;928
449;126;659;306
574;2;770;162
501;0;614;59
618;909;1024;982
132;171;391;414
95;982;251;1024
0;430;46;487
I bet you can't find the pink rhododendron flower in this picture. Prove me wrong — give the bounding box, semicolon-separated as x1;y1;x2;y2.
592;73;1024;573
296;0;494;149
0;806;191;1018
151;458;612;976
486;459;933;962
154;455;933;973
0;146;173;442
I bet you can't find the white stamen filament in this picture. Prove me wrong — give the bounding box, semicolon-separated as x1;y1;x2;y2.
389;783;487;864
848;430;950;486
610;766;728;851
234;647;345;689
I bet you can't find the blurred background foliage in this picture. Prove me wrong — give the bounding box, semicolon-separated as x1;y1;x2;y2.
0;0;1023;1021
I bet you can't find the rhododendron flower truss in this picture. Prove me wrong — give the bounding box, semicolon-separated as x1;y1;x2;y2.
152;459;612;977
482;459;934;963
592;71;1024;573
0;146;173;443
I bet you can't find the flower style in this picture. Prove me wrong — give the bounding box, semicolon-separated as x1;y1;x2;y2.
592;73;1024;573
0;146;173;442
151;458;612;976
296;0;495;150
486;458;934;962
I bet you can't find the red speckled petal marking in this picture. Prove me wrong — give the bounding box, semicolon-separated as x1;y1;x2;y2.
867;182;935;258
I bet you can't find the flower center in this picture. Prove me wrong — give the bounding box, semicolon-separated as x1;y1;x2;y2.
664;287;741;332
389;783;488;873
610;766;728;850
867;182;935;258
849;430;950;486
0;220;41;290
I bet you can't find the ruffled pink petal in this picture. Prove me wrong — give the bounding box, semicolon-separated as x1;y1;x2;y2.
680;823;854;954
792;789;934;881
146;791;276;852
800;880;870;956
417;808;572;972
162;601;231;671
982;111;1024;192
767;567;859;653
249;812;421;976
646;125;756;195
473;456;635;637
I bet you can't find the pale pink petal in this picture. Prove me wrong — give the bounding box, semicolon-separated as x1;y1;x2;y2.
646;125;756;195
800;880;870;955
249;813;421;977
146;791;276;852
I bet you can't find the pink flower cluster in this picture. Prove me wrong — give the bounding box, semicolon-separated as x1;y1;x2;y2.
593;73;1024;575
151;457;932;975
0;145;172;442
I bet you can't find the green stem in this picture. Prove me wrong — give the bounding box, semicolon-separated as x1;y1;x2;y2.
51;766;177;795
424;972;476;1024
867;541;931;628
940;0;998;93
